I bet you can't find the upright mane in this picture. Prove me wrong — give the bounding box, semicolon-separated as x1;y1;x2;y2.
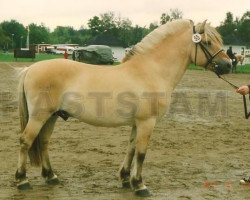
195;22;223;45
122;19;192;62
122;19;223;62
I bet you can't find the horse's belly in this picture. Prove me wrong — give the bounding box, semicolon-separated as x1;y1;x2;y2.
60;90;170;127
71;104;135;127
77;114;133;127
61;98;136;127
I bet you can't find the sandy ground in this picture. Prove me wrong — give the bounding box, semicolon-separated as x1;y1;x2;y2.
1;62;250;200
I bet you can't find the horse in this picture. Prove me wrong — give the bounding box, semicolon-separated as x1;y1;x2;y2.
15;19;231;197
236;54;245;65
232;53;245;73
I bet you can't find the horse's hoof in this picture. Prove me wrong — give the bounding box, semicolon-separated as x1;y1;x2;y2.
46;175;60;185
122;181;131;188
135;189;151;197
17;180;32;190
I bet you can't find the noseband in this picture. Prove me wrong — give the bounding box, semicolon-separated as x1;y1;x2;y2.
192;26;250;119
192;26;223;69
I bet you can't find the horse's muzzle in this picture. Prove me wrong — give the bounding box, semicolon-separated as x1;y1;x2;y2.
214;60;232;75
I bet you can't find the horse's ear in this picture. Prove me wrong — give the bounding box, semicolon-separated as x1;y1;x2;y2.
199;20;207;34
189;19;194;26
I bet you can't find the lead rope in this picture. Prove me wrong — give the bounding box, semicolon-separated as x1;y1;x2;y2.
194;44;198;66
216;73;250;119
216;74;238;89
243;95;250;119
193;26;198;66
191;25;249;118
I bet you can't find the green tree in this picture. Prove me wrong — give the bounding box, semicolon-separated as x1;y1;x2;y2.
149;22;158;31
160;13;171;25
0;20;26;48
225;12;234;24
0;26;11;50
160;9;183;25
116;17;133;47
218;12;239;44
100;12;116;32
51;26;78;44
217;11;250;45
77;27;92;45
238;11;250;45
130;25;149;45
87;12;117;36
87;12;134;46
87;16;102;35
28;23;50;44
170;8;183;20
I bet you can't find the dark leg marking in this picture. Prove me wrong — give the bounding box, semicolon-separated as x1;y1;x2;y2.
42;167;54;179
15;170;32;190
130;153;146;189
132;153;151;197
42;167;59;185
120;167;131;188
120;167;130;179
15;170;26;180
131;176;143;189
137;153;145;163
132;175;151;197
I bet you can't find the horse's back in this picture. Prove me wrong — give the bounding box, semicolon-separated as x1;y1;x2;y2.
24;59;104;91
26;59;83;81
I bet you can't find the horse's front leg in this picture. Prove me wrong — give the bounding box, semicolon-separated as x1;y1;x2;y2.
119;125;137;188
130;118;156;197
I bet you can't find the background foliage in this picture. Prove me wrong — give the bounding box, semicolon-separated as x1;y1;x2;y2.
0;10;249;50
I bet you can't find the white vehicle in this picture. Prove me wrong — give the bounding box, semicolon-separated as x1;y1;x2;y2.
46;46;75;55
54;46;75;55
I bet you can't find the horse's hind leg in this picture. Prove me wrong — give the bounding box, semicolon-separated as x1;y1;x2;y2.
39;115;59;185
130;118;156;197
15;118;47;190
119;125;136;188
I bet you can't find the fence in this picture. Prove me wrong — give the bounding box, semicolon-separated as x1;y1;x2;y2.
14;49;35;61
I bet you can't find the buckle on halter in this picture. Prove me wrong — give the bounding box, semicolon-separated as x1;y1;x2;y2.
192;33;202;43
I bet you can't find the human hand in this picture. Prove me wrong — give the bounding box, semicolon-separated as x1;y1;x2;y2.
236;85;250;95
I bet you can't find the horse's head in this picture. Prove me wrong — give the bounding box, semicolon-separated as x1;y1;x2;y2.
190;20;232;75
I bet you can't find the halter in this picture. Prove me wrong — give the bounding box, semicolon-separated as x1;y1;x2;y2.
192;26;250;119
192;26;224;69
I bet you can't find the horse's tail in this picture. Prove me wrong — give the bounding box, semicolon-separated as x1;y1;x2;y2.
18;68;42;166
18;68;29;132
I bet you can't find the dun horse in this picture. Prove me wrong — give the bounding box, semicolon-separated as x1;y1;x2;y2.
236;54;245;65
232;54;245;73
15;19;231;197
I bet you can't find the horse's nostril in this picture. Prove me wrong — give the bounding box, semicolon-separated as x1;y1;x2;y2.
227;63;232;68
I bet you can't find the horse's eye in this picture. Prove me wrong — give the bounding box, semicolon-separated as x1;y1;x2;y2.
206;41;212;46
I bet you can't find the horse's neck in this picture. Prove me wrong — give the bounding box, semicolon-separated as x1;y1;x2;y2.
141;34;192;90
